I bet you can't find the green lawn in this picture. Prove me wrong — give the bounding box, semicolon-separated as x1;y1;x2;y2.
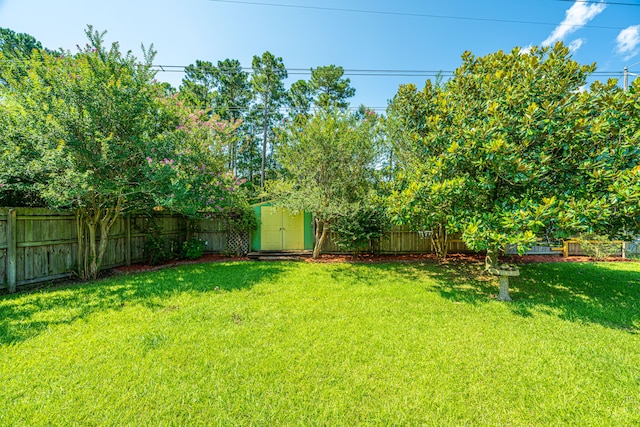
0;260;639;426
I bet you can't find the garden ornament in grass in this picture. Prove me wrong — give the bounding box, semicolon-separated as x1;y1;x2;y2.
488;264;520;302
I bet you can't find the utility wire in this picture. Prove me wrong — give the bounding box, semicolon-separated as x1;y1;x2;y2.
207;0;627;30
556;0;640;6
149;65;624;77
1;59;623;77
151;65;456;77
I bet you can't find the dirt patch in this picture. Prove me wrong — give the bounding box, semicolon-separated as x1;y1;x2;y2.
112;254;249;274
507;254;636;264
306;253;484;264
308;253;636;265
112;252;636;274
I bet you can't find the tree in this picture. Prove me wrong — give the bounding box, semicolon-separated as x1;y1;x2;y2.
0;28;49;87
0;27;45;57
211;59;252;175
251;51;287;190
145;103;245;218
271;109;381;258
389;43;640;300
286;79;313;118
0;27;242;280
210;58;251;122
179;58;251;176
566;78;640;240
310;65;355;110
178;60;216;110
387;81;466;258
448;44;600;267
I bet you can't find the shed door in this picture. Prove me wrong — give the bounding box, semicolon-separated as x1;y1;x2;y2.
260;206;304;250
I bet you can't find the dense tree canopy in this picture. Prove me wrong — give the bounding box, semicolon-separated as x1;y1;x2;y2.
271;109;382;258
389;43;640;277
309;65;356;110
0;27;245;279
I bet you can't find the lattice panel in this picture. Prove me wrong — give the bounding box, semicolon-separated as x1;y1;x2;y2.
227;230;250;256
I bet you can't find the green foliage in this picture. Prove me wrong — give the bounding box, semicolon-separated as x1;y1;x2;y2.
309;65;356;110
388;43;640;267
227;207;258;233
0;27;50;87
141;217;180;265
575;234;621;260
143;234;180;265
251;51;288;189
273;109;381;219
145;103;246;218
181;238;206;260
271;108;383;257
0;27;246;279
286;79;313;118
331;204;389;255
178;58;252;175
178;59;217;110
0;27;45;58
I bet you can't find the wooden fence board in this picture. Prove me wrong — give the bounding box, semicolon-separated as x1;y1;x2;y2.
0;216;6;285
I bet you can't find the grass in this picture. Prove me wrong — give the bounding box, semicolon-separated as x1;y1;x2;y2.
0;260;639;426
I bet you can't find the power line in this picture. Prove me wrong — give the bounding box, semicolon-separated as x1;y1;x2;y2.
556;0;640;6
207;0;627;30
1;59;624;78
151;65;456;77
150;65;625;78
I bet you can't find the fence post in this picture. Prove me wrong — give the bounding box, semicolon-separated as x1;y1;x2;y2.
125;216;132;266
563;240;569;258
622;241;626;259
7;209;17;293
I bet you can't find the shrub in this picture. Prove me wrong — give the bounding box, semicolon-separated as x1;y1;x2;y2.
228;208;258;233
144;235;180;265
181;238;206;260
332;205;389;256
576;234;621;260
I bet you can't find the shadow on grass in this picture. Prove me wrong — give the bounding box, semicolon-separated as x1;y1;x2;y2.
0;261;287;346
427;261;640;333
326;259;640;332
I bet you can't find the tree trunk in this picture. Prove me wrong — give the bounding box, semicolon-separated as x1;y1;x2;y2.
430;223;449;258
88;219;98;279
485;247;499;271
76;209;85;277
260;91;270;191
75;198;122;280
313;219;328;259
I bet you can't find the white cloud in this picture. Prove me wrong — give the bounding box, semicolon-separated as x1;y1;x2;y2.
519;45;533;55
616;25;640;60
542;1;606;47
568;38;584;53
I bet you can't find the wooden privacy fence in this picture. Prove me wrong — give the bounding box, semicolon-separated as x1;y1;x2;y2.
1;208;635;292
0;208;230;292
321;226;472;254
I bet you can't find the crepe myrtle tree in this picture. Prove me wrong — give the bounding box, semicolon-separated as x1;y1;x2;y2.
145;102;246;217
0;27;244;280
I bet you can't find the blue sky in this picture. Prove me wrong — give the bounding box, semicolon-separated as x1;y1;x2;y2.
1;0;638;111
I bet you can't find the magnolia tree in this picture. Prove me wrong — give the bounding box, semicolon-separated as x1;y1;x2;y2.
270;109;382;258
0;27;245;279
389;43;639;297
